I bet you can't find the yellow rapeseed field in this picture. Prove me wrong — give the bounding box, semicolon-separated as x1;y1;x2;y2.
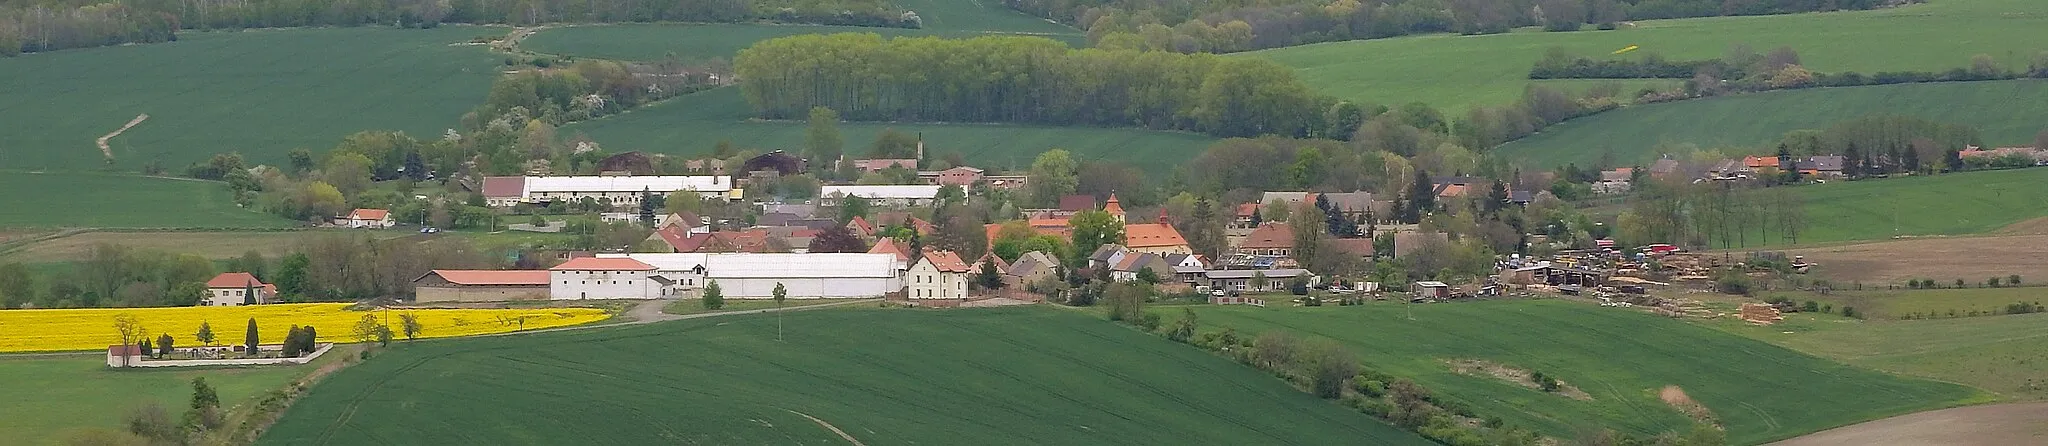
0;304;611;352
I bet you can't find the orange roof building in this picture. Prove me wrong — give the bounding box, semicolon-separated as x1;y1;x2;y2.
203;272;276;306
413;270;551;303
1103;193;1126;222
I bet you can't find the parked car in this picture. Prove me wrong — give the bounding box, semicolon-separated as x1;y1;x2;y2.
419;227;440;234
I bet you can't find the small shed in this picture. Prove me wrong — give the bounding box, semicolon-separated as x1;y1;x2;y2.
1413;281;1450;299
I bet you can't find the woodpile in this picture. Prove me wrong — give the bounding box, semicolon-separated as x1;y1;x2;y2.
1740;303;1785;325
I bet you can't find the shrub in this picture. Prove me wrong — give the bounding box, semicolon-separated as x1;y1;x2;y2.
1303;340;1359;399
2011;275;2023;286
1841;306;1860;319
1136;312;1163;331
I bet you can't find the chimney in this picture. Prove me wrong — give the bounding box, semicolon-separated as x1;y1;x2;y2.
915;133;925;161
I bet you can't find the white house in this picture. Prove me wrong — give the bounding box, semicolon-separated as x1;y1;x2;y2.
203;272;275;306
591;252;903;299
338;208;393;229
483;175;736;208
907;251;971;300
819;185;943;207
549;257;660;300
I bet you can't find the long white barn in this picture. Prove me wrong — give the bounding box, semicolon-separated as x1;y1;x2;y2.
552;253;901;299
483;175;735;207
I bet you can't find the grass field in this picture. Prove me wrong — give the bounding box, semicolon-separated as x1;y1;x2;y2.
0;172;295;229
1251;0;2048;113
1773;168;2048;245
566;87;1217;174
260;307;1429;445
0;27;500;172
660;298;869;315
1176;300;1983;444
1756;287;2047;320
1708;311;2048;401
1493;80;2048;168
0;354;326;445
525;0;1080;61
1786;233;2048;284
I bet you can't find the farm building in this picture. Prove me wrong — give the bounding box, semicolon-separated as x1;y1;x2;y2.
588;253;903;299
849;158;917;173
908;251;971;300
1006;251;1060;285
481;175;736;208
820;185;943;207
1236;222;1295;258
1414;281;1450;299
920;166;984;186
203;272;275;306
413;270;550;302
550;257;660;300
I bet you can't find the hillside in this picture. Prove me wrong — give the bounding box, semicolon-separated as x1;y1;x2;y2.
1491;80;2048;168
260;307;1429;445
0;27;500;172
1180;300;1982;444
1250;0;2048;113
525;0;1082;61
1713;310;2048;401
565;87;1216;174
1777;168;2048;245
0;171;294;229
1;355;325;445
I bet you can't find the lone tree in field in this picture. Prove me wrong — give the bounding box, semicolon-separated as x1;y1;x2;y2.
157;333;174;358
352;314;384;344
195;321;215;347
188;377;223;431
243;318;259;356
702;280;724;310
113;314;145;366
399;313;423;341
773;282;787;342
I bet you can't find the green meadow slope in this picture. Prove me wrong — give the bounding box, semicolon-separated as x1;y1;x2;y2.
260;307;1428;445
566;87;1215;173
1492;80;2048;168
525;0;1082;61
0;27;500;172
1180;300;1983;445
1711;311;2048;402
1250;0;2048;113
1761;168;2048;245
0;355;321;445
0;171;294;229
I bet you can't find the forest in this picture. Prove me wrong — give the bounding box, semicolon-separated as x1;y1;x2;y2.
1015;0;1917;53
0;0;916;54
734;33;1334;138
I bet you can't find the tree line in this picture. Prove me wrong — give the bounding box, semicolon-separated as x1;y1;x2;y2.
1014;0;1913;54
0;233;506;309
0;0;918;55
734;33;1334;138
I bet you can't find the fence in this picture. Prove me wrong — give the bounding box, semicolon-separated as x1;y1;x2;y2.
109;343;335;368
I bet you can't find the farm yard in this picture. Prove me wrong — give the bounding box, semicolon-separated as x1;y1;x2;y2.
1710;311;2048;402
1176;300;1984;445
0;27;500;172
1493;80;2048;168
0;303;610;353
564;87;1216;174
1250;0;2048;113
0;354;334;445
0;172;296;229
258;307;1429;445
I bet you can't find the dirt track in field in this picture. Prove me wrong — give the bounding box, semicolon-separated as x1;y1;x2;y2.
95;114;148;160
1786;233;2048;284
1769;403;2048;446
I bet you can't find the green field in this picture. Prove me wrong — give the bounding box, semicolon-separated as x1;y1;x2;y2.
0;355;321;445
566;87;1217;173
1774;168;2048;244
0;172;294;229
260;307;1428;445
1177;300;1982;444
526;0;1081;61
1251;0;2048;113
1709;311;2048;401
0;27;501;172
1758;287;2047;321
1493;80;2048;168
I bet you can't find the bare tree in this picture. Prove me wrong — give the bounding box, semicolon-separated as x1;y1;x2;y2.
113;314;145;366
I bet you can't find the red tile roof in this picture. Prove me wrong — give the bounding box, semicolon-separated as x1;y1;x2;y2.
1239;223;1295;249
1124;222;1188;249
206;272;267;288
1058;195;1097;212
108;344;143;357
481;176;526;198
427;270;550;286
847;216;876;236
550;257;656;271
921;250;971;273
348;208;390;220
1103;193;1125;215
869;237;911;262
1236;203;1260;218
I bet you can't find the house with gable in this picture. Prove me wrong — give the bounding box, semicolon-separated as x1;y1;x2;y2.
907;250;971;300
